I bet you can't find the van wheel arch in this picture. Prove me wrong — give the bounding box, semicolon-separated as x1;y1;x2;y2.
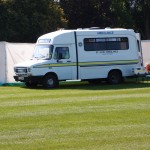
44;72;58;79
107;69;123;84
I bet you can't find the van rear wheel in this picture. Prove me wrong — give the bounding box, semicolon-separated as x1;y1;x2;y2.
107;70;122;84
43;75;59;89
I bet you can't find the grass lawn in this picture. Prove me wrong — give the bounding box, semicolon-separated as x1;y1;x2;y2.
0;81;150;150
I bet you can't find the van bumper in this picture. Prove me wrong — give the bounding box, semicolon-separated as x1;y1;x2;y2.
14;76;43;83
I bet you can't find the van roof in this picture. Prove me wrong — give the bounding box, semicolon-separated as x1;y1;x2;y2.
37;28;136;44
41;27;134;36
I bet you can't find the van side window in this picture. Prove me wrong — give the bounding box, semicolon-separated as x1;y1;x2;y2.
84;37;129;51
54;47;70;59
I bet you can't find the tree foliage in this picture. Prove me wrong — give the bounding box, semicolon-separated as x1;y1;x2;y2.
131;0;150;39
111;0;135;28
111;0;150;39
0;0;150;42
59;0;114;29
59;0;150;39
0;0;67;42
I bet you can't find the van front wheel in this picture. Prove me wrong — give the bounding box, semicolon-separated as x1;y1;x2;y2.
107;70;122;84
43;75;59;89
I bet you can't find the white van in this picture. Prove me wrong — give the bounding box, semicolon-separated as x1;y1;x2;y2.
14;28;145;88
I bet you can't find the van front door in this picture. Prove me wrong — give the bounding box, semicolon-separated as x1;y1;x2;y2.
52;46;72;80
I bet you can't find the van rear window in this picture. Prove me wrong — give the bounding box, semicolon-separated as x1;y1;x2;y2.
84;37;129;51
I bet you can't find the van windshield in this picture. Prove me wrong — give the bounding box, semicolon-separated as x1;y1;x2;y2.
33;45;53;59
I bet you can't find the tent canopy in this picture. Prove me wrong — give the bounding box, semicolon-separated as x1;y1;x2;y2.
0;42;35;84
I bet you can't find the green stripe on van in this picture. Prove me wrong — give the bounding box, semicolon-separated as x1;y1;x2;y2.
34;59;139;68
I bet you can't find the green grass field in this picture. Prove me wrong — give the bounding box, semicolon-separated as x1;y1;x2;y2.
0;81;150;150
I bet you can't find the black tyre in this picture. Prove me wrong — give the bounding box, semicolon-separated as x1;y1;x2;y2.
107;70;122;84
43;75;59;89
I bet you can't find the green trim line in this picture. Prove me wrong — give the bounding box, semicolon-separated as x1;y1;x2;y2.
79;59;139;67
34;59;139;68
34;63;76;68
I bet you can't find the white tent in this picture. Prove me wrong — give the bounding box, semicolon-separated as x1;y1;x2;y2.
0;42;35;85
141;40;150;66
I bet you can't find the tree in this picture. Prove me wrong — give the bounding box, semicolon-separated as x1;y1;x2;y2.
59;0;114;29
59;0;150;39
0;0;11;41
132;0;150;39
0;0;67;42
111;0;135;28
111;0;150;39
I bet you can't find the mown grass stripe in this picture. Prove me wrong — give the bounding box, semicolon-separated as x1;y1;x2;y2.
0;82;150;150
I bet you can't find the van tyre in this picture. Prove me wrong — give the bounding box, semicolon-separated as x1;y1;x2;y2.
43;75;59;89
107;70;122;84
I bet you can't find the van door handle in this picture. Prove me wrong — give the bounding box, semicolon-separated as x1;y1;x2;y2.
67;61;71;62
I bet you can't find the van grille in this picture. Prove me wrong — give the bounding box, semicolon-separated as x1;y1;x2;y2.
15;67;27;74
